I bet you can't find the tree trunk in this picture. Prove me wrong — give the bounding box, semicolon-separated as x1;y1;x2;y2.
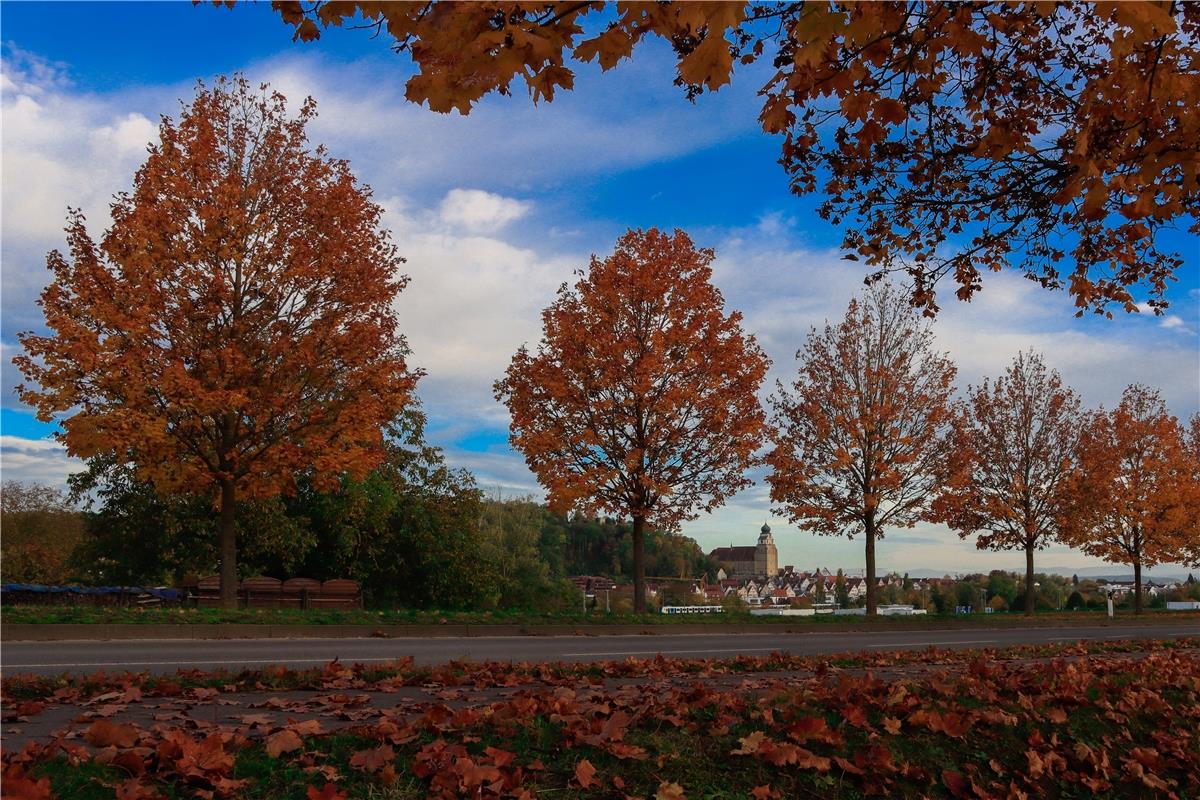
1024;543;1036;617
864;517;877;616
219;478;238;609
632;514;647;613
1133;559;1143;615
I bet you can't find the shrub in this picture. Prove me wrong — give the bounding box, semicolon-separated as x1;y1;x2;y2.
721;594;749;614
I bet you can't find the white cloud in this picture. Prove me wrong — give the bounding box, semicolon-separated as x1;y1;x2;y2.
438;189;529;232
89;113;157;158
382;192;579;427
256;45;766;198
1;42;765;401
0;435;80;486
0;44;72;96
0;49;179;349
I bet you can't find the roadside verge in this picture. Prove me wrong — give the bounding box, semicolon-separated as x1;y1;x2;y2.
5;615;1198;641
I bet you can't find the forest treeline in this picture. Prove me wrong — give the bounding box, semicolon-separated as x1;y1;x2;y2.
0;408;715;609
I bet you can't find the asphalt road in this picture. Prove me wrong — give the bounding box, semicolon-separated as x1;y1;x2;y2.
3;622;1197;676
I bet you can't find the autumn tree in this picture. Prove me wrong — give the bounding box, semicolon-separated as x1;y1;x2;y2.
767;283;957;615
931;351;1082;616
1060;386;1199;614
268;1;1200;316
1186;414;1200;567
14;77;419;607
495;228;769;611
0;482;84;584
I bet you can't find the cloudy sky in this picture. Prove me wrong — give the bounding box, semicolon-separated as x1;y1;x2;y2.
2;3;1197;576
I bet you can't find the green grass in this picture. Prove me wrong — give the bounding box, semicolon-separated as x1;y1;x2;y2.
31;759;131;800
3;603;1193;627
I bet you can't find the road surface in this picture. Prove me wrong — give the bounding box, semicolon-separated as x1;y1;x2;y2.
3;622;1197;676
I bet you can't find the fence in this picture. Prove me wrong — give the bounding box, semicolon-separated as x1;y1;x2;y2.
188;576;361;609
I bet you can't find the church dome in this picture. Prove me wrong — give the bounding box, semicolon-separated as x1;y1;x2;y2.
760;523;771;535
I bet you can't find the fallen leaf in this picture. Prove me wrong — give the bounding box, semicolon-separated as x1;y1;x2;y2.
656;781;687;800
574;758;599;789
113;779;161;800
2;774;53;800
349;744;394;773
942;769;971;798
265;729;303;758
84;720;139;749
484;746;514;767
289;719;325;736
732;730;766;755
306;785;347;800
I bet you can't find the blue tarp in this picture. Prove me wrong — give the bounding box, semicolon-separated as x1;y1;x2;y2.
1;584;180;601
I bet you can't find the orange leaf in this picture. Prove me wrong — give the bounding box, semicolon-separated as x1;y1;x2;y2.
1;775;54;800
265;729;303;758
574;758;598;789
349;744;394;773
484;746;515;768
113;779;161;800
732;730;766;754
290;719;325;736
656;782;687;800
873;97;907;125
942;769;971;798
84;720;139;748
306;785;347;800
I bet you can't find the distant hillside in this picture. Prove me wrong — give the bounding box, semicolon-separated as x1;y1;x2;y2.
893;566;1194;582
1039;566;1194;582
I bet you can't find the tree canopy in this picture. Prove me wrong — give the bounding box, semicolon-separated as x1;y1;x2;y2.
269;1;1200;315
767;283;957;614
496;228;769;610
15;76;419;606
0;482;84;584
933;351;1082;615
1060;385;1199;613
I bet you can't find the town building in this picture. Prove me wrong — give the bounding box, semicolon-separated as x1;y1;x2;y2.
710;523;779;579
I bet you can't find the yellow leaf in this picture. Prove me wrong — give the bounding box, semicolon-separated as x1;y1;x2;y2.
678;34;734;90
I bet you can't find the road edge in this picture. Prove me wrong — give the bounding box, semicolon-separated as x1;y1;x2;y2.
4;616;1198;641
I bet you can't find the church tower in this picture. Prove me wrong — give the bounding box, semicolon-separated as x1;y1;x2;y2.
754;523;779;577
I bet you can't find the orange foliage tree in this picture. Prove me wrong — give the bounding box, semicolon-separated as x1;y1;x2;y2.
14;77;419;607
1186;414;1200;568
931;351;1082;616
767;284;957;615
269;1;1200;316
1060;386;1199;614
495;228;769;611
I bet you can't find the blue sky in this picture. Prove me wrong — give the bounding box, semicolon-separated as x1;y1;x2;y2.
2;2;1198;575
